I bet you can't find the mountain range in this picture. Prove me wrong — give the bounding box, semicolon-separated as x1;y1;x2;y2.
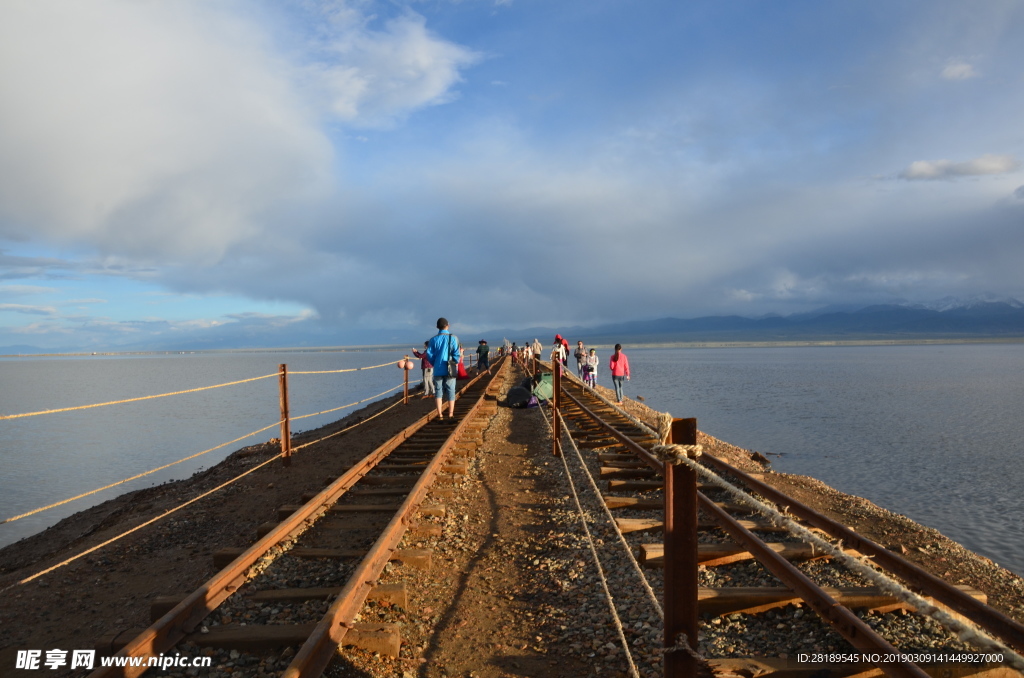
494;297;1024;346
4;297;1024;354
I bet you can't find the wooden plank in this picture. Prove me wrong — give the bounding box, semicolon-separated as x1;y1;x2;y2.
599;467;659;480
578;440;619;449
350;488;412;497
603;496;754;513
597;453;639;462
214;547;432;570
277;502;444;521
606;479;765;491
697;585;986;617
151;583;409;621
608;479;664;491
615;517;788;534
360;476;417;486
601;460;652;469
441;462;468;475
640;542;851;567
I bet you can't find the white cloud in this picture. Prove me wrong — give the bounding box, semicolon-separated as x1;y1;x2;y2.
0;285;57;296
0;303;57;316
310;12;480;127
0;1;477;264
899;154;1020;180
942;59;979;80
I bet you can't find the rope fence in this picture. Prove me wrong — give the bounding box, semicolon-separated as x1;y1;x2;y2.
0;373;280;420
0;377;412;591
537;402;643;678
0;357;407;528
0;421;282;526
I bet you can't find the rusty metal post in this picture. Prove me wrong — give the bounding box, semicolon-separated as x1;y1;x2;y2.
278;364;292;467
552;361;562;456
664;417;698;677
403;355;409;405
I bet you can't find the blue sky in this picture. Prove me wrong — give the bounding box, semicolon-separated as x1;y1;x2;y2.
1;0;1023;350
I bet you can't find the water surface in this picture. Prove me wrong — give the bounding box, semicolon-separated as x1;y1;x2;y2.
0;350;408;549
618;344;1024;576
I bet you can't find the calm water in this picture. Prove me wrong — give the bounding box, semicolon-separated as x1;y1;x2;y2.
3;345;1023;577
615;343;1024;576
0;351;410;549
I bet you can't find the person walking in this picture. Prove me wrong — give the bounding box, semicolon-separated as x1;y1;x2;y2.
425;317;461;419
554;334;570;367
609;343;630;405
551;338;566;375
573;340;588;379
476;340;490;374
532;338;543;363
411;341;434;398
584;347;599;388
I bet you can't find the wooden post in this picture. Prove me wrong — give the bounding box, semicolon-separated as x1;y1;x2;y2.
552;363;561;457
403;355;409;405
278;364;292;467
664;417;698;677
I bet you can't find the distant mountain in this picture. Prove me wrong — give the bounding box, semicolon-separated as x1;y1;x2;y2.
6;298;1024;355
489;299;1024;345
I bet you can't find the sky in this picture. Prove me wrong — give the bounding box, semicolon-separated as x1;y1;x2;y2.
1;0;1023;350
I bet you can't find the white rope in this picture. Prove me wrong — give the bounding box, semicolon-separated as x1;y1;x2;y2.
677;452;1024;670
536;404;642;678
554;408;665;621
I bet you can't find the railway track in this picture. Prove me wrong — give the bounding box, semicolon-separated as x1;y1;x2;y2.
89;358;507;678
550;367;1024;678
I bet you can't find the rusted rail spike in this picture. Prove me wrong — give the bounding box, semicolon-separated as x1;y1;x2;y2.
700;453;1024;655
700;496;931;678
88;357;504;678
281;356;510;678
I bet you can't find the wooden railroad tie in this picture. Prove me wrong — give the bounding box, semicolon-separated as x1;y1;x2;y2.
213;546;433;570
603;495;755;513
277;503;446;521
599;467;659;480
697;584;986;617
639;542;859;568
605;478;766;491
150;583;411;622
257;519;442;539
615;517;788;534
299;483;454;502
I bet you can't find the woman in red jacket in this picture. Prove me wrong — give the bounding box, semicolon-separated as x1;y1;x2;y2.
608;343;630;405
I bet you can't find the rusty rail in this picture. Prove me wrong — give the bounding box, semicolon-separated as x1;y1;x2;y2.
700;453;1024;654
283;359;506;677
89;359;505;678
554;375;1020;678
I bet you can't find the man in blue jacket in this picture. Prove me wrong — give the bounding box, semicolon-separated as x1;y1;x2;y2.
425;317;461;419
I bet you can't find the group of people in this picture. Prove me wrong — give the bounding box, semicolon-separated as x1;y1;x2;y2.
549;334;631;404
413;318;634;419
